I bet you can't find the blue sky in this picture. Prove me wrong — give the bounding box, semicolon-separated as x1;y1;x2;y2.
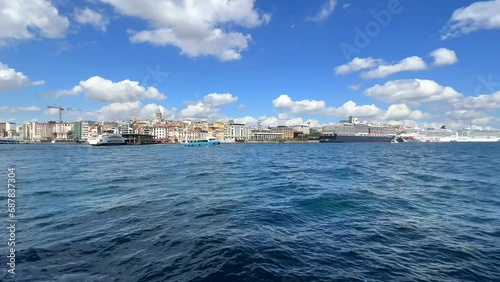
1;0;500;129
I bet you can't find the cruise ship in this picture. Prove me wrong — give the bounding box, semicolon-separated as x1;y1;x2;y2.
88;133;126;146
320;116;396;143
456;128;500;142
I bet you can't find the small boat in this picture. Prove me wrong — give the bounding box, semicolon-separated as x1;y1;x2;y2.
181;138;221;147
88;133;126;146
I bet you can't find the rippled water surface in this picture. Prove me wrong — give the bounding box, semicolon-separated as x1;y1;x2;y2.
1;143;499;281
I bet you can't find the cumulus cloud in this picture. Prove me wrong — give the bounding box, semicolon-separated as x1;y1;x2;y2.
453;91;500;110
0;0;69;46
98;0;270;61
335;48;458;79
360;56;428;79
273;94;327;114
74;7;109;32
0;106;41;114
273;94;382;117
233;116;258;125
445;109;496;128
234;115;320;128
383;104;433;120
272;94;433;125
365;79;463;105
203;93;238;106
92;102;175;121
179;93;238;119
335;57;383;75
180;103;216;119
441;0;500;40
430;48;458;66
54;76;166;103
348;84;361;91
0;62;45;92
308;0;337;22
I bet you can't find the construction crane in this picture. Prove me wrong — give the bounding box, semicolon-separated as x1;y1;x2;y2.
47;105;64;124
47;106;101;139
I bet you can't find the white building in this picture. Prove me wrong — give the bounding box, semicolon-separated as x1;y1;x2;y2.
54;122;74;139
225;123;251;141
153;126;168;139
0;122;16;138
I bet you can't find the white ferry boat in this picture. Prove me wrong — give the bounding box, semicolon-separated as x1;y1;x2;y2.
181;138;221;147
88;133;126;146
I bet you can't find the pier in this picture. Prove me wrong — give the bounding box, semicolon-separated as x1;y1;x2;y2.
122;134;156;145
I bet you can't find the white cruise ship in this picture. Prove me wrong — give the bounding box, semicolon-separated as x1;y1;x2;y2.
456;128;500;142
88;133;126;146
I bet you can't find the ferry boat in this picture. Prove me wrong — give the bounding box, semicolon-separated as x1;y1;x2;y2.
181;138;221;147
88;133;126;146
0;138;20;144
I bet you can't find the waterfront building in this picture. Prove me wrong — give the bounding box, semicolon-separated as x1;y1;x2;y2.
0;122;16;138
74;121;91;140
153;126;168;139
212;122;227;129
250;131;284;141
119;123;134;134
215;130;225;141
271;126;294;140
293;125;311;135
179;129;200;141
225;123;251;141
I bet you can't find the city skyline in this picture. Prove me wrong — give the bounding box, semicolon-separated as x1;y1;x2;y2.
1;0;500;130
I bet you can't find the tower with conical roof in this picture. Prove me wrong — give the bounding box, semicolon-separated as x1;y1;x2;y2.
155;107;163;123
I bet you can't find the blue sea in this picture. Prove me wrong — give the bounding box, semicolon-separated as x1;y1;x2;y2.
1;143;499;281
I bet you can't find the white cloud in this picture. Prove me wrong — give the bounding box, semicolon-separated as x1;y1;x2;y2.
0;106;41;114
74;7;109;32
383;104;433;121
335;49;458;79
0;62;45;92
332;100;383;118
273;94;327;114
430;48;458;66
179;92;239;119
445;109;496;128
240;115;319;128
203;93;238;106
98;0;270;61
454;91;500;110
343;3;351;9
56;76;166;103
441;0;500;40
308;0;337;22
233;116;258;125
271;94;433;125
335;57;382;75
0;0;69;46
273;94;382;118
92;102;175;121
360;56;428;79
365;79;463;105
347;84;361;91
180;102;216;119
